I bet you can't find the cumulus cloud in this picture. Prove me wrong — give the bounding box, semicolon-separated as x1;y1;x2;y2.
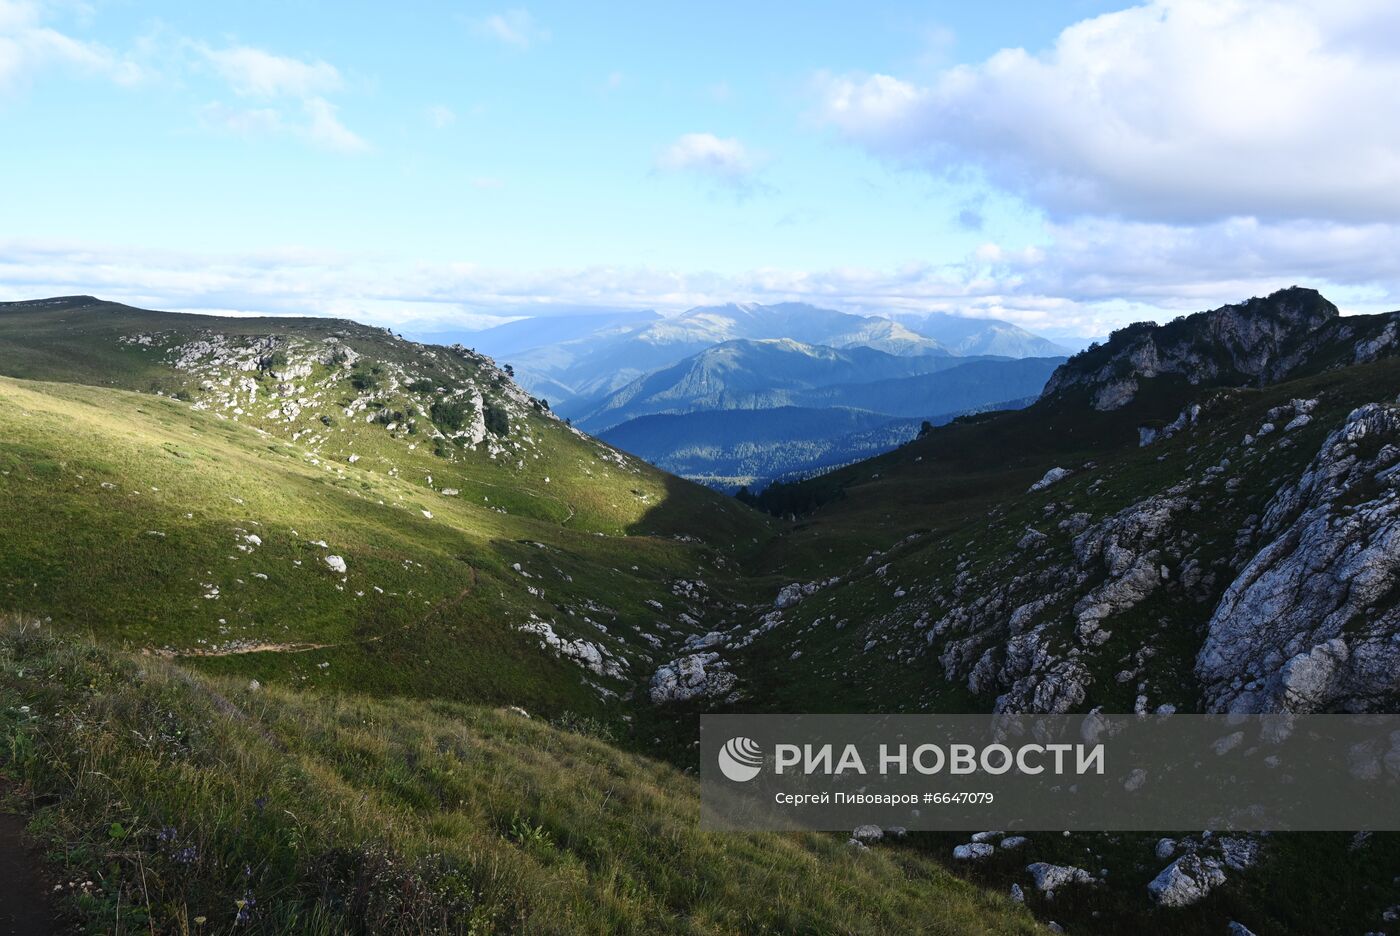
817;0;1400;223
198;44;341;98
0;0;144;90
301;97;368;152
655;132;761;192
196;42;366;152
475;9;547;49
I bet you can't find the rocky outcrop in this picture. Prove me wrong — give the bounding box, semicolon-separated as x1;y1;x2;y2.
519;618;627;680
1041;287;1345;410
1197;401;1400;713
649;652;738;704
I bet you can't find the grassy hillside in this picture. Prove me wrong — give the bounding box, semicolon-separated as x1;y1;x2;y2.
0;621;1037;934
0;298;776;721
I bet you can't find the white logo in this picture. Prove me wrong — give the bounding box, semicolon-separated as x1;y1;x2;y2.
718;736;764;782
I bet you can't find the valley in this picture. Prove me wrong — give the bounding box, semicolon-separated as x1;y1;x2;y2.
3;288;1400;934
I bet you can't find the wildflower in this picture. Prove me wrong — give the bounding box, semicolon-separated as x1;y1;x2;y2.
174;844;199;865
234;891;257;926
157;826;178;843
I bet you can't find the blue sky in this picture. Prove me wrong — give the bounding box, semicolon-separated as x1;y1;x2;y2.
4;1;1400;338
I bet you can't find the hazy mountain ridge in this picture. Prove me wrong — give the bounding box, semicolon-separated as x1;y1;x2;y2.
474;301;1063;411
574;338;986;432
902;313;1073;358
573;339;1062;486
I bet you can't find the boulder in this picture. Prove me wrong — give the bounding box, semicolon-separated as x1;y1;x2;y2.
1029;467;1072;493
1026;862;1094;894
1147;854;1227;907
851;824;883;845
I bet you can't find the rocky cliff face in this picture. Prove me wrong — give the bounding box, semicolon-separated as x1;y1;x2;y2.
1040;287;1376;411
1198;400;1400;713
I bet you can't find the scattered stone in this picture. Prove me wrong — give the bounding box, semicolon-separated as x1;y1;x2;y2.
324;555;347;574
1148;854;1227;907
953;842;995;860
1026;862;1093;894
1030;467;1072;493
851;825;883;845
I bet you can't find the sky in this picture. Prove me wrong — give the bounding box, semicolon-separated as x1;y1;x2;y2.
3;0;1400;340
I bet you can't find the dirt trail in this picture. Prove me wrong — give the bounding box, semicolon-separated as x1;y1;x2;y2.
149;565;479;659
0;812;57;936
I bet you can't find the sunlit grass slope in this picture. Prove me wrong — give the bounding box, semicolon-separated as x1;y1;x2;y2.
0;297;776;717
0;622;1037;935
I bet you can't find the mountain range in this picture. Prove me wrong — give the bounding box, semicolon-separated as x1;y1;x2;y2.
4;287;1400;934
454;301;1070;411
575;338;1062;487
451;304;1071;489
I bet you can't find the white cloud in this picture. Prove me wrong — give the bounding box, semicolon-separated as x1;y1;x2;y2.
10;223;1400;342
199;43;341;97
302;96;368;152
816;0;1400;223
0;0;144;90
195;43;365;153
426;104;456;128
655;132;760;190
475;9;547;49
471;177;505;190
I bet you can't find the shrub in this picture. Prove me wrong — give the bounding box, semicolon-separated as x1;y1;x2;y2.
484;404;509;437
430;400;472;432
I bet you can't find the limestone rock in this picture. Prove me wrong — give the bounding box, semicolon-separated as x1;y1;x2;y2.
1026;862;1094;894
1198;402;1400;712
1147;854;1227;907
